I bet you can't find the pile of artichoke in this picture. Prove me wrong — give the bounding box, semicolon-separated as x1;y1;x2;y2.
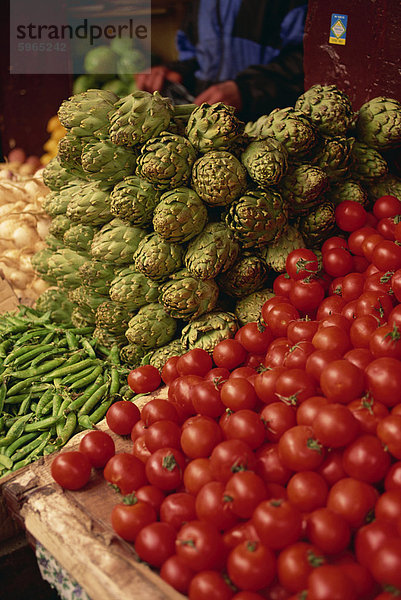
34;86;401;367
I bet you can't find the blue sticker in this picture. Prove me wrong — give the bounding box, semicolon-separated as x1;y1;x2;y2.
329;13;348;45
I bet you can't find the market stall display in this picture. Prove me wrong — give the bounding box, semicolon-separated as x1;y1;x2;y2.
2;79;401;600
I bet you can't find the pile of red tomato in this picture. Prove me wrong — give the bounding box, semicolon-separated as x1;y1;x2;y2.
51;195;401;600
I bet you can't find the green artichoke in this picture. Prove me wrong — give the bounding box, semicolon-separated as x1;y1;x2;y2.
180;311;239;353
42;158;74;191
81;140;137;186
218;253;269;298
78;260;119;295
95;300;133;335
68;286;109;316
57;133;87;177
47;249;89;289
326;180;368;207
160;269;219;320
58;89;118;139
245;107;318;158
109;266;160;310
153;187;207;243
136;132;197;190
350;141;389;181
48;214;71;239
186;102;245;153
108;90;173;147
298;201;337;247
260;225;306;272
225;188;288;249
31;248;55;282
279;164;328;216
241;137;288;187
66;181;113;226
120;343;148;367
234;288;275;326
142;339;185;370
365;174;401;205
125;303;177;349
63;223;97;252
309;136;355;181
90;218;146;265
93;327;128;349
184;222;240;280
295;84;354;137
356;97;401;150
71;305;96;328
117;49;147;83
133;232;184;281
43;183;82;217
110;176;160;225
34;287;74;324
191;150;247;206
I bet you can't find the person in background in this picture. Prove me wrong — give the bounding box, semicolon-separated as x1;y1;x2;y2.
136;0;307;122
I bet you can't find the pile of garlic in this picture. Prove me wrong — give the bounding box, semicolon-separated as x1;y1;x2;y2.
0;170;51;303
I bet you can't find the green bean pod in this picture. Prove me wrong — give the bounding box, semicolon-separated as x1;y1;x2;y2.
108;366;120;396
65;330;79;350
78;382;109;416
8;357;65;380
60;364;98;386
52;392;62;417
41;358;98;382
0;382;6;413
6;376;37;397
56;412;77;445
88;397;114;424
69;365;104;391
0;413;33;446
17;393;33;416
64;375;104;414
80;338;97;359
11;343;57;367
35;388;55;418
4;431;38;457
14;328;53;346
0;454;13;470
9;431;49;462
24;414;63;433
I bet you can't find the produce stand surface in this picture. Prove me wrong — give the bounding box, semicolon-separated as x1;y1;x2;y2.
0;389;185;600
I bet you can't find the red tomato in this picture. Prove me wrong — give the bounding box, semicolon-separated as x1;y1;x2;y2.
260;402;296;443
51;451;92;490
305;507;351;555
79;430;115;468
183;457;214;496
305;349;342;382
347;396;388;434
220;377;258;411
134;522;176;568
287;319;319;343
348;226;377;256
236;322;273;354
321;236;349;253
145;447;186;490
289;278;325;313
188;570;235;600
161;356;180;384
144;419;181;453
372;239;401;271
362;233;384;261
326;477;378;528
286;248;319;280
370;538;401;590
335;201;367;232
160;492;197;530
275;368;317;407
176;520;226;572
135;485;165;512
110;498;157;542
160;554;194;595
375;490;401;525
283;340;315;369
224;471;267;519
296;396;331;426
344;347;374;370
315;295;346;320
342;433;391;483
319;359;364;404
191;380;226;418
132;435;151;463
277;542;326;593
168;374;202;420
392;268;401;302
373;195;401;219
365;357;401;407
322;247;354;277
127;365;161;393
341;272;365;301
180;415;222;459
223;409;266;450
176;348;213;377
354;519;396;569
377;414;401;459
312;325;351;355
255;442;293;486
263;303;300;338
213;339;247;370
273;273;293;297
106;400;141;436
210;439;256;483
350;314;380;348
227;540;276;591
385;461;401;491
286;471;328;512
252;498;303;550
278;425;325;472
103;452;147;495
317;449;347;487
141;398;180;427
307;564;356;600
254;367;285;404
195;480;237;531
369;323;401;359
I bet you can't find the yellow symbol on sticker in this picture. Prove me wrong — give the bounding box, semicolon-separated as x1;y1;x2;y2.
331;20;346;38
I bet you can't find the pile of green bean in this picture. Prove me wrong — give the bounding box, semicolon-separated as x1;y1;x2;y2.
0;306;132;477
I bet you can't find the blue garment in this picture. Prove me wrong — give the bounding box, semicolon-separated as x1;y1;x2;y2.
176;0;307;83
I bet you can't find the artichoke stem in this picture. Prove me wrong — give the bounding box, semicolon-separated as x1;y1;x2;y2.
173;104;198;118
